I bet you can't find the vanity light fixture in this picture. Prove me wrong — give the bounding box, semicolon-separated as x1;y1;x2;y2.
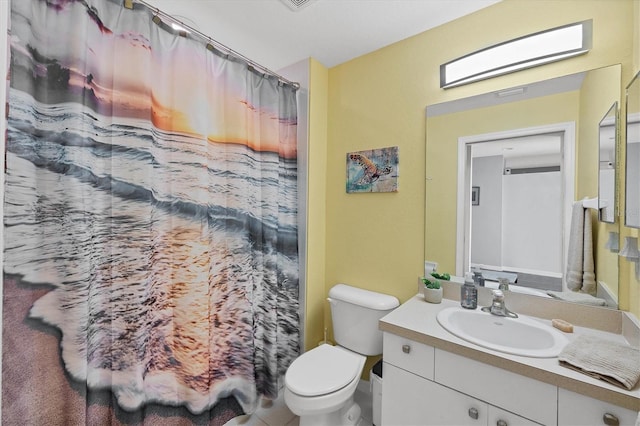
604;231;619;253
440;20;592;89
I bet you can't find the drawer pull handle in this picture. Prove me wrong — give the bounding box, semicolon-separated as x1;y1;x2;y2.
496;420;508;426
402;344;411;354
468;407;479;420
603;413;619;426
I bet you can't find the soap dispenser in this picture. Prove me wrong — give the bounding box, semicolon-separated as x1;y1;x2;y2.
461;272;478;309
472;268;485;287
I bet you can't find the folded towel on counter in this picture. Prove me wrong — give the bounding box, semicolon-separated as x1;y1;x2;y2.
558;334;640;390
546;290;607;306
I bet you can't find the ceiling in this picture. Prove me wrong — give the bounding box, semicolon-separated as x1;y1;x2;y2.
143;0;501;72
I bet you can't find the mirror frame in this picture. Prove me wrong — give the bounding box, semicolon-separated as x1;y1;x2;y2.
598;102;618;224
625;71;640;229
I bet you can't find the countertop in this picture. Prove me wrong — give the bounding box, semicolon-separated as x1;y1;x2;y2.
379;295;640;412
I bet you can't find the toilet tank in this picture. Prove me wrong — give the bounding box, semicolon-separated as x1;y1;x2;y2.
328;284;400;356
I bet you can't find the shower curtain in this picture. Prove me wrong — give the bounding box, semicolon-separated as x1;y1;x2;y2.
3;0;299;424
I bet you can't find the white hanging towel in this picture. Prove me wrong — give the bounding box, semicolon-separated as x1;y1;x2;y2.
581;205;596;294
566;201;596;294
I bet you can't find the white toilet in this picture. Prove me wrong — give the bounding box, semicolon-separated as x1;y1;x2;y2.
284;283;399;426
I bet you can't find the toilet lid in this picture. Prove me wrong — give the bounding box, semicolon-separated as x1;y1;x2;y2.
286;344;363;397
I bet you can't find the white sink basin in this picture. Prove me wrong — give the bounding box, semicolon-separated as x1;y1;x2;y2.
436;307;569;358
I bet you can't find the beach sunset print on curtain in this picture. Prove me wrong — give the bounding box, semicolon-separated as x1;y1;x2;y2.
3;0;299;423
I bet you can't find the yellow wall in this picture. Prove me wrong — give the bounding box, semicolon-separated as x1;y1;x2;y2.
323;0;636;335
304;58;329;351
634;0;640;72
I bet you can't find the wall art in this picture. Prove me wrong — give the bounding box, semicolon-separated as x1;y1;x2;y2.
346;146;398;193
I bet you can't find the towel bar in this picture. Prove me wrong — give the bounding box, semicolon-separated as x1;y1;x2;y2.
581;197;605;210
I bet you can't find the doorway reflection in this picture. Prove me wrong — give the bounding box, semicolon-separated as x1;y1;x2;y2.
470;134;563;292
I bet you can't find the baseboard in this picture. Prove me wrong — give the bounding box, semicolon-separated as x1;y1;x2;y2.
596;280;618;308
622;311;640;348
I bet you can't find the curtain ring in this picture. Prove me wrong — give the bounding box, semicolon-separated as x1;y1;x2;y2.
206;38;214;52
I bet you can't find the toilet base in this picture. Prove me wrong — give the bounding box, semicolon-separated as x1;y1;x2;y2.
298;397;361;426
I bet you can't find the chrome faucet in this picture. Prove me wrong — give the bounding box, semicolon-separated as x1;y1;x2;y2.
497;277;510;291
481;289;518;318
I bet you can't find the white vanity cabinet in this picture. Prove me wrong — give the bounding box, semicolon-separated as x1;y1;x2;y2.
381;332;640;425
557;388;639;426
379;297;640;426
381;333;544;425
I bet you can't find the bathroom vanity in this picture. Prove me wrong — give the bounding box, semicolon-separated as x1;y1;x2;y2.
379;295;640;425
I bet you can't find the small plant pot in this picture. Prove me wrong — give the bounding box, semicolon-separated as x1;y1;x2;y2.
423;285;443;304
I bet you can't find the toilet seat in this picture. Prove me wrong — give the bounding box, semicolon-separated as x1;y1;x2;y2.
285;344;363;397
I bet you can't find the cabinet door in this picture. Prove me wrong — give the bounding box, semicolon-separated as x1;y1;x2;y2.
487;405;542;426
382;362;487;426
558;388;639;426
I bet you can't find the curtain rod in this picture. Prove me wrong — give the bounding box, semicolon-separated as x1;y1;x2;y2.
129;0;300;90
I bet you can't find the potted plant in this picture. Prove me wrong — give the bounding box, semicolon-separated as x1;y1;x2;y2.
430;272;451;281
421;275;443;304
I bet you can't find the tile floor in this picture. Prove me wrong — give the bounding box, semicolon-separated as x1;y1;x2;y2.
223;381;375;426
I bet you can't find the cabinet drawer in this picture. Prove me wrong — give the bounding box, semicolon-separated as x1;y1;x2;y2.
435;349;557;426
558;388;639;426
488;405;542;426
383;332;435;380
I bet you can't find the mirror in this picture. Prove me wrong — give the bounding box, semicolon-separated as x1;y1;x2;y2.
425;64;621;309
625;71;640;228
598;103;617;224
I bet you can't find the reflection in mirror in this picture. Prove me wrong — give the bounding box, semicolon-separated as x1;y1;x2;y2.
425;65;621;309
469;132;564;293
625;72;640;228
598;102;617;224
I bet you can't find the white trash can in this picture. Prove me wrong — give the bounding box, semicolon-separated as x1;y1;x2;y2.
370;359;383;426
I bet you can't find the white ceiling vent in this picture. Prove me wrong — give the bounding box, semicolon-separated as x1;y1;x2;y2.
279;0;318;12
